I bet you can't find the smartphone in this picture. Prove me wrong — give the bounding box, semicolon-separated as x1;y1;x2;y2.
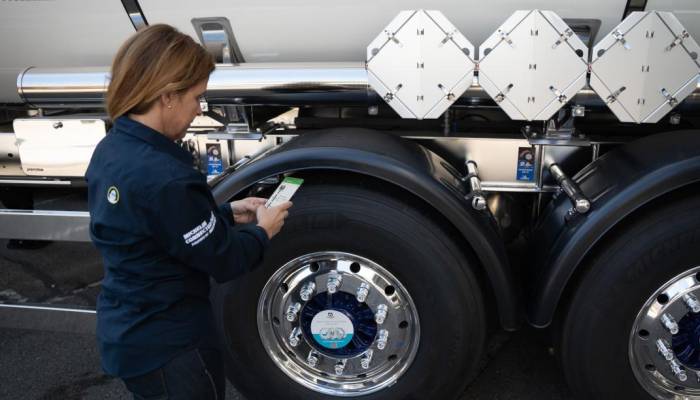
265;177;304;208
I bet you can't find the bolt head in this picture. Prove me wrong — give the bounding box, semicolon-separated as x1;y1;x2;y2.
472;197;487;211
575;199;591;214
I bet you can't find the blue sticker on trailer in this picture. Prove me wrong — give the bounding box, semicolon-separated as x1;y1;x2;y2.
516;147;535;181
206;143;223;175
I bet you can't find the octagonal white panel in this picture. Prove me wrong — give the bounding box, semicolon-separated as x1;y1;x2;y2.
590;11;700;124
478;10;589;121
367;10;476;120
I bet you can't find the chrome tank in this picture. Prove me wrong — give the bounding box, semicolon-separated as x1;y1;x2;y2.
0;0;134;103
138;0;626;62
2;0;699;104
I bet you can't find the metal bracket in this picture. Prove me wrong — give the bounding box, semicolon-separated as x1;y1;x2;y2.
497;29;514;46
192;17;245;64
384;30;403;47
437;83;456;101
439;29;458;47
612;30;631;50
120;0;148;30
551;28;574;49
606;86;627;104
494;83;514;103
661;88;678;107
464;161;487;211
383;83;403;102
666;30;690;51
549;163;591;215
549;85;568;103
527;108;590;146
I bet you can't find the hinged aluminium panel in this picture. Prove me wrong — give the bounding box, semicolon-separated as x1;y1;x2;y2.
590;11;700;123
367;10;476;119
478;10;589;121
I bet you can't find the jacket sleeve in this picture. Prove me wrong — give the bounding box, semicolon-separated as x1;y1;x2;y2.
218;203;235;225
144;177;269;283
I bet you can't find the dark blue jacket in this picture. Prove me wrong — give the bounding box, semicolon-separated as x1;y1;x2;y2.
86;116;269;378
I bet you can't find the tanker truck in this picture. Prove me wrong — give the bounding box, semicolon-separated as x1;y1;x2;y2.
2;0;700;399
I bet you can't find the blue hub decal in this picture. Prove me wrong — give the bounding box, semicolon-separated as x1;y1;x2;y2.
300;291;378;357
672;312;700;368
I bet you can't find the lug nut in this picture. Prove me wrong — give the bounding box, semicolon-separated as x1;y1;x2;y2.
300;282;316;301
684;293;700;313
334;359;347;375
289;327;302;347
361;349;374;369
306;350;319;367
375;304;388;325
356;282;371;303
327;271;343;294
377;329;389;350
669;359;688;382
286;302;302;322
661;313;680;335
656;338;674;361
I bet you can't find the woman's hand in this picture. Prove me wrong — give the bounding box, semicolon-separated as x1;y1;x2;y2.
256;201;293;239
229;197;267;224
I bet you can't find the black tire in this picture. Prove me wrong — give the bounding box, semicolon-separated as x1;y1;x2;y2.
212;180;486;399
558;194;700;399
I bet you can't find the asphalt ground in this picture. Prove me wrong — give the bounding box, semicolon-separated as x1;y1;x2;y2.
0;239;573;400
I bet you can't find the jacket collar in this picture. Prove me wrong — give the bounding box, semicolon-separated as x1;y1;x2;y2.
113;116;193;165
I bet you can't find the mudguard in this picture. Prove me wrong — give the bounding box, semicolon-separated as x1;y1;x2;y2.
211;128;520;330
529;130;700;327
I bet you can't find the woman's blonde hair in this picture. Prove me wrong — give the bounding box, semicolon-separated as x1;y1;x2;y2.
106;24;215;120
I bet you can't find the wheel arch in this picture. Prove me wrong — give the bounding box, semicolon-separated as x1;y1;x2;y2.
211;128;520;330
529;129;700;328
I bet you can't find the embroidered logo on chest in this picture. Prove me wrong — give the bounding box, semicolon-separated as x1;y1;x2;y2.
107;186;120;205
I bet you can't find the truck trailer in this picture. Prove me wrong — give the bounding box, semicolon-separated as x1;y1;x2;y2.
1;1;700;398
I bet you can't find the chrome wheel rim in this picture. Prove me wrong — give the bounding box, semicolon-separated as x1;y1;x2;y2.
630;266;700;399
257;251;420;397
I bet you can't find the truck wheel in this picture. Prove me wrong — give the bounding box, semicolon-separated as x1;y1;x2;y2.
212;181;486;399
558;194;700;399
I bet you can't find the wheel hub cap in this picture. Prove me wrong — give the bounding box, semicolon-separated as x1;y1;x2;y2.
257;252;420;397
630;267;700;397
301;292;377;356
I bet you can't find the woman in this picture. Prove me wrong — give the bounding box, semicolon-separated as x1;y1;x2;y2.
86;24;292;399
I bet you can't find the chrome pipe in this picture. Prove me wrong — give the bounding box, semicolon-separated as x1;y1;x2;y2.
207;63;371;105
18;66;111;108
17;63;700;110
18;63;373;108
